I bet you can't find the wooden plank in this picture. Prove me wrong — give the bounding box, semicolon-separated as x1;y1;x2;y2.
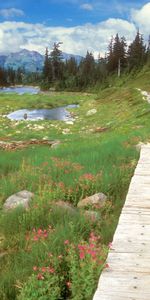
93;145;150;299
105;252;150;272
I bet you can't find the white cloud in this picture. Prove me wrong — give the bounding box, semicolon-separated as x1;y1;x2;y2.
131;2;150;35
0;19;137;58
80;3;93;11
1;2;150;58
0;8;24;18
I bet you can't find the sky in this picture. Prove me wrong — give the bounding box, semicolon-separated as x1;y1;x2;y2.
0;0;150;57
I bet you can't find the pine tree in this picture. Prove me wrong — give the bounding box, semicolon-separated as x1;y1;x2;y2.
146;35;150;64
95;53;107;82
79;51;95;86
43;47;53;82
65;57;78;76
107;34;127;75
128;30;146;70
50;42;63;81
107;37;114;72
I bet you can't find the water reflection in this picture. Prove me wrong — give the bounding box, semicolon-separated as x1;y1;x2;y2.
7;105;79;121
0;86;40;94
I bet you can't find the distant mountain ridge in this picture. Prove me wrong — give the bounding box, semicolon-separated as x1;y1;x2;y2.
0;49;83;72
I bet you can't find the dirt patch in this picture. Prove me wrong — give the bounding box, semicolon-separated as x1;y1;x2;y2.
0;139;60;151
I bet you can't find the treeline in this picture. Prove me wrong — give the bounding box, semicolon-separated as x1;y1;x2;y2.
0;67;42;87
0;67;24;86
42;30;150;90
0;30;150;89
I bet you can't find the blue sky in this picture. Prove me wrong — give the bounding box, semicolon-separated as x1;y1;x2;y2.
0;1;150;56
0;0;149;26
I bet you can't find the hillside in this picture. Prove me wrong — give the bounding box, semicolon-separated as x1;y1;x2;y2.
0;67;150;300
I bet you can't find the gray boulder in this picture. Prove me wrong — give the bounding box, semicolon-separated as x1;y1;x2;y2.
3;190;34;210
77;192;107;208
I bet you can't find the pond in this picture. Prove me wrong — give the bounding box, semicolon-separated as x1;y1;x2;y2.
0;86;40;95
7;105;79;121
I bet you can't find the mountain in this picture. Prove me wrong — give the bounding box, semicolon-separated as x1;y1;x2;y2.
61;52;83;64
0;49;83;72
4;49;45;72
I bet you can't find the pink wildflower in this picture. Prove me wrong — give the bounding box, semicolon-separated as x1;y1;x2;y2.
108;242;113;249
64;240;69;245
48;267;55;273
41;267;47;273
79;252;85;260
37;273;44;280
66;281;71;289
33;235;39;241
33;266;38;271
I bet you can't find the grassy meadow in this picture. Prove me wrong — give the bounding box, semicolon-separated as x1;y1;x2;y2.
0;68;150;300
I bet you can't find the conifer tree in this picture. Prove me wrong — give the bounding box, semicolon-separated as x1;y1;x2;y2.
79;51;95;86
128;30;146;70
107;34;127;74
50;42;63;81
43;47;53;82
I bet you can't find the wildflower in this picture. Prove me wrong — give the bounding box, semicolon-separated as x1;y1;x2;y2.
43;232;48;238
80;173;95;181
33;235;39;241
41;267;47;273
79;252;85;260
33;266;38;271
108;242;113;249
64;240;69;245
37;228;43;235
89;250;97;259
48;267;55;273
66;281;71;289
89;243;95;249
78;244;86;251
37;273;44;280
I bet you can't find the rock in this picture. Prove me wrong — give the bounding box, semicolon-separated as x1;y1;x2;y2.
86;109;97;116
65;121;74;125
3;190;34;210
77;193;107;208
94;127;109;133
54;200;76;213
51;140;61;149
62;128;70;134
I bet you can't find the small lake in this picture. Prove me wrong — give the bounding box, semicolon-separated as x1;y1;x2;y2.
0;86;40;95
7;105;78;121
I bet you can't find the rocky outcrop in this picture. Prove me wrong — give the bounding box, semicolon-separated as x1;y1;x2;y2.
77;193;107;208
86;109;97;116
3;190;34;210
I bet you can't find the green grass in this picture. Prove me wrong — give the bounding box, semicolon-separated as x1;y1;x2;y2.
1;68;150;299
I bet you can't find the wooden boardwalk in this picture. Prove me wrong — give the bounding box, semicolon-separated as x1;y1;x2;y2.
93;145;150;300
